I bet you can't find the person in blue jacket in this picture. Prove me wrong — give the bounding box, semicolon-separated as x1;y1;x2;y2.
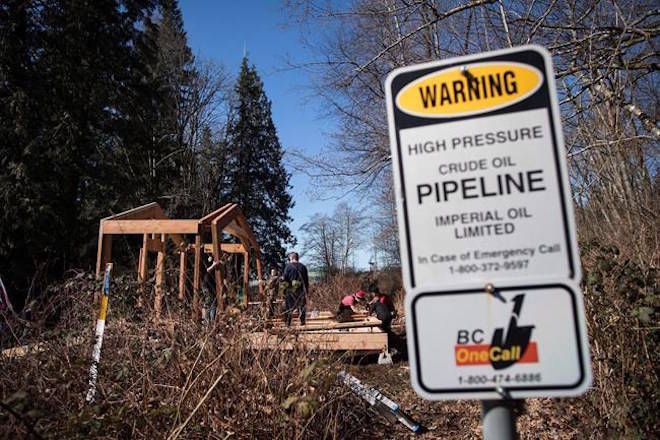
282;251;309;326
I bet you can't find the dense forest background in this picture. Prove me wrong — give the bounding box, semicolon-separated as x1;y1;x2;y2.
2;0;656;303
0;0;294;308
0;1;658;438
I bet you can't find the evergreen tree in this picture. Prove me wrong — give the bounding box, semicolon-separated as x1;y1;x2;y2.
122;0;195;212
197;126;227;215
0;0;157;304
223;58;294;269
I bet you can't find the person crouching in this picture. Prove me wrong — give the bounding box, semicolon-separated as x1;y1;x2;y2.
368;288;395;332
336;290;366;322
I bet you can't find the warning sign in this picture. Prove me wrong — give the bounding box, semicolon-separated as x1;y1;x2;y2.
385;45;581;291
406;281;591;400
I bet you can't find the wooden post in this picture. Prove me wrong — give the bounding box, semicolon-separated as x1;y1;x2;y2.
243;251;250;307
138;248;143;277
101;235;112;276
256;253;264;298
193;235;201;319
154;233;166;320
211;221;225;314
95;234;112;302
95;224;105;279
178;249;186;301
137;233;148;307
137;247;144;307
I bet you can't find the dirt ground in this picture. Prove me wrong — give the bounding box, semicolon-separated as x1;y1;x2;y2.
336;323;598;440
341;360;601;440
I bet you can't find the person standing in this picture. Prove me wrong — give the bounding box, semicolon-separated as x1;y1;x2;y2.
283;252;309;326
265;268;281;317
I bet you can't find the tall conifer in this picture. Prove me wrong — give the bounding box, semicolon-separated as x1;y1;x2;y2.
223;58;294;269
0;0;158;302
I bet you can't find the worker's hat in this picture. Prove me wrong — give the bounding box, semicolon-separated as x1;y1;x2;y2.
355;290;366;299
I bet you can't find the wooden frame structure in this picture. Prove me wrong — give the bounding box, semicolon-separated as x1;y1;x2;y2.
96;202;264;319
250;312;389;353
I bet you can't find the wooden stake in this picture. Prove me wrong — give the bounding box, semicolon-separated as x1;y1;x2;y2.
154;233;166;320
256;254;264;298
211;222;225;314
192;235;201;319
95;235;112;302
95;223;105;279
243;251;249;307
138;233;148;307
178;249;186;301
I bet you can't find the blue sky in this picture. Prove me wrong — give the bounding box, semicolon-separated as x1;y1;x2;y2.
179;1;371;267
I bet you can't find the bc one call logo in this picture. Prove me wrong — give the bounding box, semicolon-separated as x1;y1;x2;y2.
455;294;539;369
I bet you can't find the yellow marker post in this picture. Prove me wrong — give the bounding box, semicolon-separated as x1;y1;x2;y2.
86;263;113;403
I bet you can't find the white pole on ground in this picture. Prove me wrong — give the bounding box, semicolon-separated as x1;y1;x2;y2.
86;263;113;403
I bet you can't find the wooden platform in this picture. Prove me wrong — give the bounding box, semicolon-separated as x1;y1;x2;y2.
248;311;388;352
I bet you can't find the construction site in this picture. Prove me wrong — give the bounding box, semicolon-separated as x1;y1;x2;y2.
2;202;426;439
1;1;657;438
4;196;651;440
93;202;391;357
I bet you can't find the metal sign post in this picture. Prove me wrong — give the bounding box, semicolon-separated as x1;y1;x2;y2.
482;399;518;440
385;45;591;438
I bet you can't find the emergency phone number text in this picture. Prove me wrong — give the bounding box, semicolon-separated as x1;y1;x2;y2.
448;259;529;274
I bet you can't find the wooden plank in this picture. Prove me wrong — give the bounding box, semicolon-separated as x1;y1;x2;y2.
268;314;373;323
235;215;262;254
178;250;186;301
192;234;202;319
145;237;165;253
269;318;382;332
101;235;112;273
95;235;112;302
95;224;104;278
210;204;241;231
201;243;246;254
224;222;251;244
137;234;148;308
211;222;224;314
268;315;370;324
137;248;143;278
101;202;159;222
199;203;233;224
154;234;166;320
152;204;185;246
233;215;264;299
243;250;250;307
269;311;368;322
224;243;247;253
255;254;264;298
102;219;199;234
247;331;388;351
1;336;85;359
137;248;144;307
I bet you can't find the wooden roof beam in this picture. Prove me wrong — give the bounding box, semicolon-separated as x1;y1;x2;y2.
102;219;199;234
199;203;233;225
101;202;160;221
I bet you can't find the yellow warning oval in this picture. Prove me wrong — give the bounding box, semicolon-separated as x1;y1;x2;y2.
396;62;543;118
